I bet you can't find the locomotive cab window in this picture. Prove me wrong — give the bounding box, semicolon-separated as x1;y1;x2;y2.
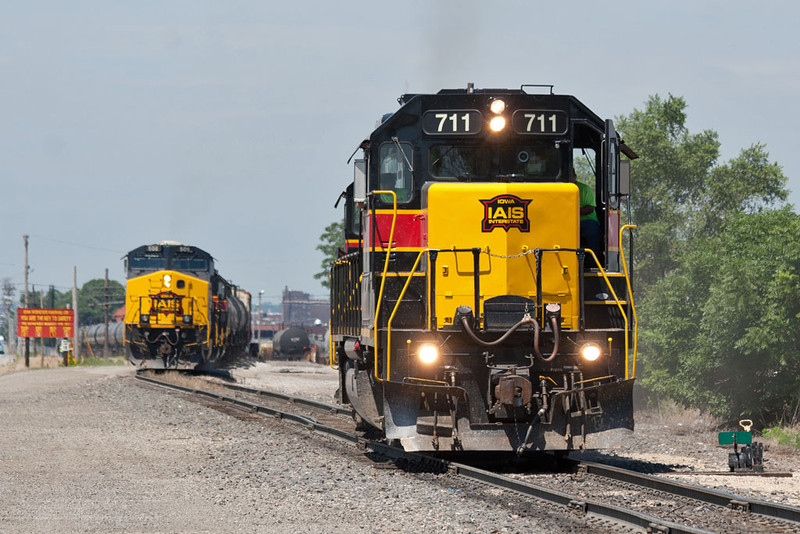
429;145;490;180
498;144;560;180
429;142;560;181
172;258;209;272
129;255;167;273
345;192;361;235
378;142;413;204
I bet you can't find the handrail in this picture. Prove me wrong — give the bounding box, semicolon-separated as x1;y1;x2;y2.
619;224;638;378
584;248;631;379
328;319;338;370
385;250;428;381
372;238;634;381
372;190;397;382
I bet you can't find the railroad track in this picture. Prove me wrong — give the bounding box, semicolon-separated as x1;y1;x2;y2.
135;371;800;534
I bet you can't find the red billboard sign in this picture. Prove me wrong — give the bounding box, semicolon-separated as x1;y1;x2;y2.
17;308;75;338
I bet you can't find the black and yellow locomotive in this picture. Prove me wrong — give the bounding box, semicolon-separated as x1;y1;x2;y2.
124;242;251;369
330;85;638;453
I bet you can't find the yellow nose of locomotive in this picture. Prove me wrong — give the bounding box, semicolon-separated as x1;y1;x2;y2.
423;182;580;330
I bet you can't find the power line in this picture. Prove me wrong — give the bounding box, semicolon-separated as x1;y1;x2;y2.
27;234;125;255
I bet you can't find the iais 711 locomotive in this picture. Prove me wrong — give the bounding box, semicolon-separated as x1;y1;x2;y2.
330;85;638;453
123;242;251;369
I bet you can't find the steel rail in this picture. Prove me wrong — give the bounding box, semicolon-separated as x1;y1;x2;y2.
576;459;800;524
449;462;712;534
203;378;354;417
135;373;360;444
134;372;721;533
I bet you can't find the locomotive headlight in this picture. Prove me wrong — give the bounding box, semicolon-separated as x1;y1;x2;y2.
489;116;506;132
580;343;602;362
489;98;506;114
418;344;439;365
163;274;172;288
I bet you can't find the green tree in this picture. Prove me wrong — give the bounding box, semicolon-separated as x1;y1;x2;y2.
44;286;71;309
697;143;787;236
78;279;125;325
1;278;15;341
641;209;800;423
615;94;721;296
313;220;344;289
617;94;791;424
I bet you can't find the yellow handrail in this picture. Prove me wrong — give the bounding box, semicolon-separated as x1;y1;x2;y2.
619;224;638;378
585;249;630;379
386;250;427;381
328;319;337;370
372;190;397;382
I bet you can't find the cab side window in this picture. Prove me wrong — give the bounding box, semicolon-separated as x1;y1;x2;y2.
378;142;413;203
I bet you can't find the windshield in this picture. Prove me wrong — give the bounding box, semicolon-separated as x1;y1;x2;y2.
129;256;168;271
126;248;212;280
430;143;561;181
173;258;209;271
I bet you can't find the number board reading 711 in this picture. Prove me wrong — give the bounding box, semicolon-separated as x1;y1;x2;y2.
422;110;483;135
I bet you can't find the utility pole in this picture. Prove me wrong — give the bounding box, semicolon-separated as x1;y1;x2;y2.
72;266;79;362
23;234;29;367
103;268;109;359
257;290;264;348
39;289;44;366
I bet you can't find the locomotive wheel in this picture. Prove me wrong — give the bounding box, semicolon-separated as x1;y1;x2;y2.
352;411;371;431
200;345;212;366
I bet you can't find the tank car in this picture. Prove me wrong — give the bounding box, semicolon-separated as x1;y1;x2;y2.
123;242;251;369
330;85;639;453
272;326;311;360
81;322;125;355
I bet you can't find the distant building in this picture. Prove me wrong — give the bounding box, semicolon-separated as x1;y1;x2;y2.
282;287;329;329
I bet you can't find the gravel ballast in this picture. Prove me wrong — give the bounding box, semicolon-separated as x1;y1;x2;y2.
1;364;616;533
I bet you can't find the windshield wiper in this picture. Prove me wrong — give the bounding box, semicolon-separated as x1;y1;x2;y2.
391;136;414;172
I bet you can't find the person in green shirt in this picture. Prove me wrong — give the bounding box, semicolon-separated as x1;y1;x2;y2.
572;171;602;260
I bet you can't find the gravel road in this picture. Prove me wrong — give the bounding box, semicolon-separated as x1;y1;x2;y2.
0;362;615;533
2;358;798;533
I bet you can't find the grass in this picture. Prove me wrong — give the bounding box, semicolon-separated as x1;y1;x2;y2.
763;426;800;450
637;398;721;434
0;354;130;374
75;356;128;366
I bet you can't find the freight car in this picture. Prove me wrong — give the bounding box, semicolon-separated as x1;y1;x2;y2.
123;242;251;369
330;84;638;453
272;326;312;360
81;322;125;355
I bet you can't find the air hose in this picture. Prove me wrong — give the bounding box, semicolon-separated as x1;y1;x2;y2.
458;313;560;361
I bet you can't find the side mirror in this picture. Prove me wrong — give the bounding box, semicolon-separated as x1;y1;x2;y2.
354;159;366;206
620;160;630;196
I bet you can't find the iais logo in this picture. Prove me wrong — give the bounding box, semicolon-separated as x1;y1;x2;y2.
480;194;532;232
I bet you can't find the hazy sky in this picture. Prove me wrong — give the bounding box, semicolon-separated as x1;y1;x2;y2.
2;1;798;304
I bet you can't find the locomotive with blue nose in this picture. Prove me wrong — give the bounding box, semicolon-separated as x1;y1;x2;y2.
124;242;251;369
